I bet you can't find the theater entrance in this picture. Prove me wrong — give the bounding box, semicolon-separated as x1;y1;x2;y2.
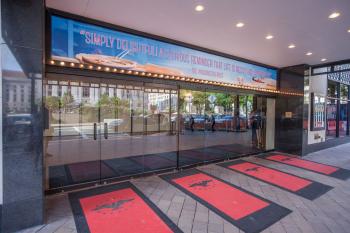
44;74;274;192
44;75;179;190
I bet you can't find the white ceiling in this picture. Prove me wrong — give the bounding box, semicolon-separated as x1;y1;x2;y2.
46;0;350;68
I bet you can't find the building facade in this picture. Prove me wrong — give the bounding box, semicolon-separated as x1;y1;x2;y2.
0;1;349;232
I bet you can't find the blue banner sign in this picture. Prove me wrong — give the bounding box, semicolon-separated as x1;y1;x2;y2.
51;15;277;90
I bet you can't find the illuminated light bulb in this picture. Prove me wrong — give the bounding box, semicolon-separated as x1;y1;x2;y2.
50;60;55;65
328;12;340;19
89;65;93;69
195;5;204;12
97;66;102;70
70;63;75;67
60;61;65;66
265;34;274;40
79;64;84;68
236;22;245;28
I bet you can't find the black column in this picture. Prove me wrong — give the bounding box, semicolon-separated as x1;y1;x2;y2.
276;65;307;155
347;85;350;135
336;83;340;137
1;1;44;232
235;95;240;130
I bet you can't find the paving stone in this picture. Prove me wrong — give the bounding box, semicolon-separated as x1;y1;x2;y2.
27;143;350;233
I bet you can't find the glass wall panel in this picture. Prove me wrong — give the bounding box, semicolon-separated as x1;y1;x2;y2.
340;84;348;100
327;81;338;98
239;95;248;130
339;84;349;136
179;89;206;166
203;91;239;160
100;85;145;179
44;81;100;189
326;98;337;138
339;100;348;136
141;88;177;172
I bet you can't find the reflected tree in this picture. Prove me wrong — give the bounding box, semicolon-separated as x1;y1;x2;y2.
215;93;234;113
61;92;74;113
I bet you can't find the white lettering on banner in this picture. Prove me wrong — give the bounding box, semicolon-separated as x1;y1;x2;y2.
327;71;350;85
52;15;278;90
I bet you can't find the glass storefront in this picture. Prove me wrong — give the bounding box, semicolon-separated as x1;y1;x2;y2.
326;81;350;138
44;75;269;190
44;76;178;189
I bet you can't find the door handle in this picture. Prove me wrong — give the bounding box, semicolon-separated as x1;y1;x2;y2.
93;123;97;140
104;123;108;139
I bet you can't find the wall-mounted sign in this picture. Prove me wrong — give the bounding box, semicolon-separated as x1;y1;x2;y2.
327;71;350;85
50;15;277;90
310;93;326;131
285;112;292;118
312;66;331;75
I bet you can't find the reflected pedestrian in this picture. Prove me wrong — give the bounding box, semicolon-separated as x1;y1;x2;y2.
190;115;195;132
211;114;216;132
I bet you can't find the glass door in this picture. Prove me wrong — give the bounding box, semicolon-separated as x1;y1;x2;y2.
179;89;206;166
44;80;101;189
203;91;235;161
250;96;267;151
100;83;145;179
99;83;178;180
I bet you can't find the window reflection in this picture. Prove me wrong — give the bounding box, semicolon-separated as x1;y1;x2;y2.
326;98;337;138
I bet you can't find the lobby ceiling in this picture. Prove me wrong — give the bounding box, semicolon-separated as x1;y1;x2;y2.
46;0;350;68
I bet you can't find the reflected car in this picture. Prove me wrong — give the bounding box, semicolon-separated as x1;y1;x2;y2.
6;113;33;134
193;115;205;123
6;114;33;149
105;119;124;128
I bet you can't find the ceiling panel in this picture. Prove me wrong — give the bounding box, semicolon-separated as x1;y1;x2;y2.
46;0;350;68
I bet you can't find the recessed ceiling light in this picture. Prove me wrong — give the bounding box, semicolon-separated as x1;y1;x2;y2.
328;12;340;19
195;5;204;12
265;34;274;40
288;44;296;49
348;28;350;33
306;52;313;56
236;22;245;28
321;58;327;62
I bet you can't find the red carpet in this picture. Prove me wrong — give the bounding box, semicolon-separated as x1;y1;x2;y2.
220;160;332;200
260;153;350;180
161;169;291;233
69;182;182;233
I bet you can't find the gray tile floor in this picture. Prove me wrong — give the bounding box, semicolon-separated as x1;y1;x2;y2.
19;143;350;233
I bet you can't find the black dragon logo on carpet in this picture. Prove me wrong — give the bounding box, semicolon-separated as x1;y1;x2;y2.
245;166;261;172
189;179;213;190
93;198;134;214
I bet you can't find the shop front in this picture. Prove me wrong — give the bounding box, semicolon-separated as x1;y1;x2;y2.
304;61;350;154
44;10;287;192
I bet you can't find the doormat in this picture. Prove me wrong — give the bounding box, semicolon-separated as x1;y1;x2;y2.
161;169;291;233
69;182;183;233
259;153;350;180
219;159;332;200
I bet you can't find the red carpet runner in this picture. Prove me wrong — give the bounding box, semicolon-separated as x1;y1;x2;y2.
161;169;291;233
220;159;332;200
260;153;350;180
69;182;183;233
